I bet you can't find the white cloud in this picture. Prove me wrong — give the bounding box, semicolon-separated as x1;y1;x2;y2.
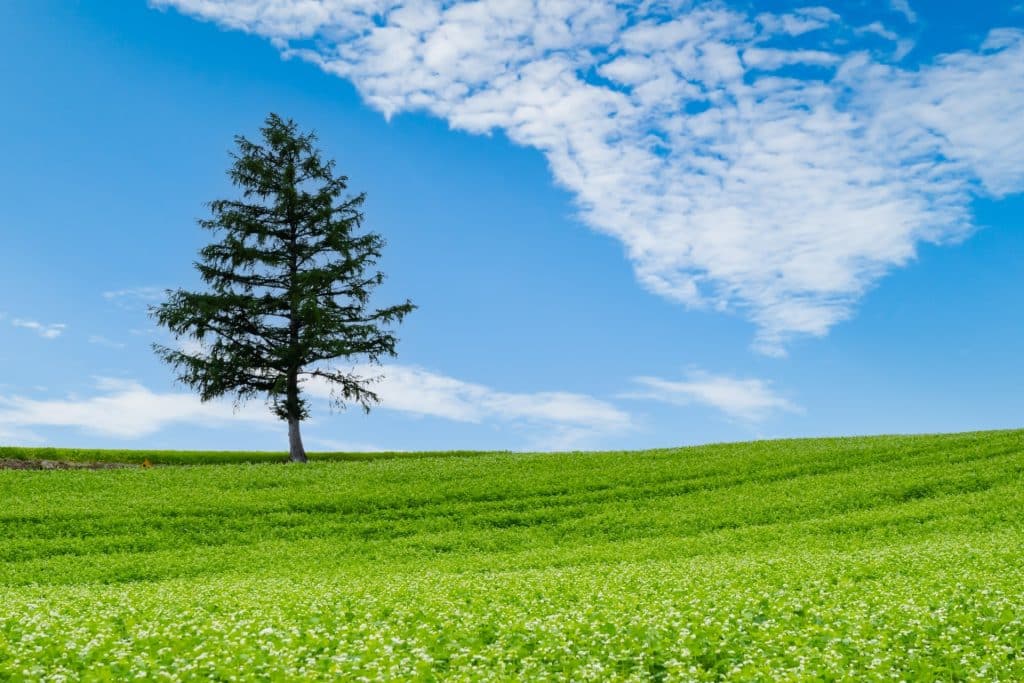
307;363;632;448
890;0;917;23
151;2;1024;354
742;47;840;71
623;370;800;422
103;286;165;309
857;21;899;42
755;8;839;37
88;335;126;349
11;319;66;339
0;378;275;439
0;367;631;449
854;30;1024;198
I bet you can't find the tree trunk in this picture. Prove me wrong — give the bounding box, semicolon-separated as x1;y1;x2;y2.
288;416;307;463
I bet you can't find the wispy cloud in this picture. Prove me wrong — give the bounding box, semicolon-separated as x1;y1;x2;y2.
152;2;1024;355
307;363;633;449
11;319;66;339
87;335;126;349
890;0;918;23
103;286;165;310
0;367;631;449
623;369;800;422
0;377;275;439
857;21;899;42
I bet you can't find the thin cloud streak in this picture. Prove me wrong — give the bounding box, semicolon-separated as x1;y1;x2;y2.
87;335;126;349
103;286;165;310
307;363;633;448
11;319;66;339
623;370;801;422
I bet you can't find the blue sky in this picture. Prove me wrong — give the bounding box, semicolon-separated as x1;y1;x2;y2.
1;0;1022;452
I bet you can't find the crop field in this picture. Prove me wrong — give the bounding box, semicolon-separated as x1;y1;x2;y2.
1;430;1023;680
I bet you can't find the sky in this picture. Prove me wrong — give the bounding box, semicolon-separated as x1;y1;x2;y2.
0;0;1022;452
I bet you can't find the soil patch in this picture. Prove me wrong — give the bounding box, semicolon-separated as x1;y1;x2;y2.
0;458;133;470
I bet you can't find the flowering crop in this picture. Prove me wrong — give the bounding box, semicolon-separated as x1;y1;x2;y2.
1;430;1022;680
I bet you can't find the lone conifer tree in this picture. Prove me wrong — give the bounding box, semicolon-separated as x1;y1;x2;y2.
152;114;414;462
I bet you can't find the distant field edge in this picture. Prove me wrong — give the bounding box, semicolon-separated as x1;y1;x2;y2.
0;446;512;466
0;427;1021;466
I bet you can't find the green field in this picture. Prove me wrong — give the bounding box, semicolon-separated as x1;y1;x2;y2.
1;430;1023;680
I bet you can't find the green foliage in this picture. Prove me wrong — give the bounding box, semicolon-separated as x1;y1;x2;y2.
1;429;1023;679
151;114;414;454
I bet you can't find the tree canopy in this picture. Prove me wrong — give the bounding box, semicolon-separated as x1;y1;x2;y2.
152;114;414;462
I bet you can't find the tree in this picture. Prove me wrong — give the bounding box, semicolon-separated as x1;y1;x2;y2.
151;114;415;462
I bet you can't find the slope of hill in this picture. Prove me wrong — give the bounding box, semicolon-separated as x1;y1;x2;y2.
1;430;1022;679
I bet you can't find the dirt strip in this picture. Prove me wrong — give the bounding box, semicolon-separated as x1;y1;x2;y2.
0;459;133;470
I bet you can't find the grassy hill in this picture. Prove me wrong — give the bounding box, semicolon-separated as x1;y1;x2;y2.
1;430;1022;680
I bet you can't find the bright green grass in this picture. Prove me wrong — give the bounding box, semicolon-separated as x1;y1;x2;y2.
1;430;1023;680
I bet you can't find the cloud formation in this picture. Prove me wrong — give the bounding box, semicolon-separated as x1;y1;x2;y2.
308;363;633;448
10;319;66;339
87;335;127;349
624;369;800;422
0;377;274;439
0;367;631;449
152;1;1024;353
103;286;165;310
889;0;917;24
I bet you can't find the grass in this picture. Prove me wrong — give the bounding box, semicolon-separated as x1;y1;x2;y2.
0;445;499;466
1;429;1023;680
